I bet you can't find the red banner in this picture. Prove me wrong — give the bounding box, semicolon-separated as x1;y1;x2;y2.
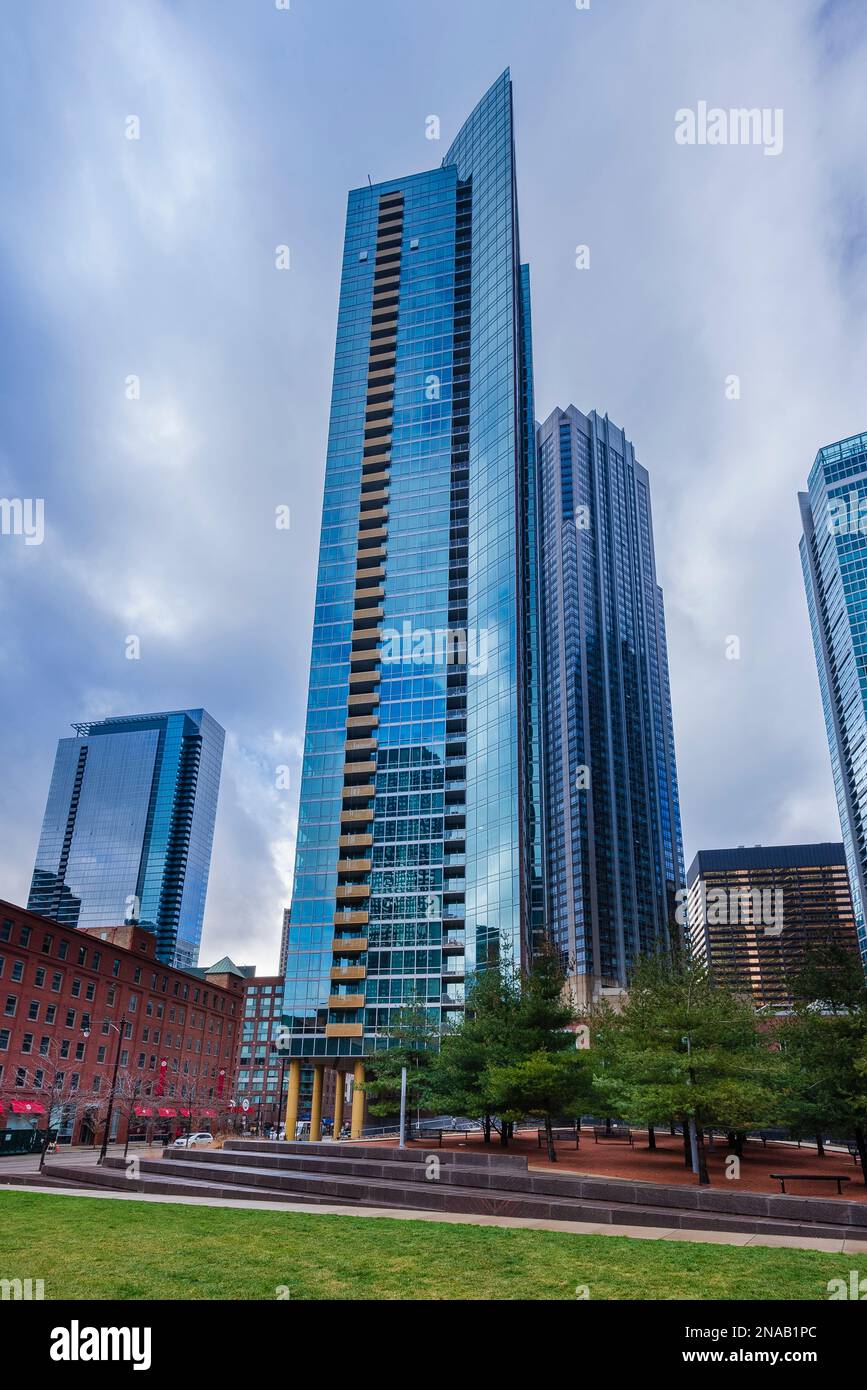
154;1057;168;1097
217;1067;226;1098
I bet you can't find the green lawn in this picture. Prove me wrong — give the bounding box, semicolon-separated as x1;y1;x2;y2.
0;1191;854;1300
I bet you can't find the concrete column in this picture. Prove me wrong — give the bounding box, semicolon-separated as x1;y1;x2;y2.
309;1063;324;1142
350;1060;365;1139
332;1070;345;1139
284;1058;301;1139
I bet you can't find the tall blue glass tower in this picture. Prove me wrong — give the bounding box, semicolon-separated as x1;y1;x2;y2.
282;71;544;1083
800;430;867;971
538;406;685;1004
28;709;224;969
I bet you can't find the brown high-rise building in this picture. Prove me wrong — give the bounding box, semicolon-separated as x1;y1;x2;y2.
686;843;860;1009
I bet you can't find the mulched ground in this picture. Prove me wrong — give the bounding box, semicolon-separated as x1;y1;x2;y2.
394;1127;867;1200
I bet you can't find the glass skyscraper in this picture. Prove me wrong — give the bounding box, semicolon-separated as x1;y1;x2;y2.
28;709;224;969
281;70;544;1114
800;430;867;970
538;406;684;1003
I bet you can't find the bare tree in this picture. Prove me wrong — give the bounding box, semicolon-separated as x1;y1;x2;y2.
0;1040;86;1172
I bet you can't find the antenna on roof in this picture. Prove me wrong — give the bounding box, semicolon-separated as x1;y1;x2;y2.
368;174;373;187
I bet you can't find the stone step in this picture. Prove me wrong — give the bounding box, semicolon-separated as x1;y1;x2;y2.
100;1153;863;1240
41;1161;337;1207
166;1144;530;1190
224;1138;528;1171
171;1143;867;1235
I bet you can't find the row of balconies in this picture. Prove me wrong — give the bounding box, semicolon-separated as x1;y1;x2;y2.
329;192;403;1040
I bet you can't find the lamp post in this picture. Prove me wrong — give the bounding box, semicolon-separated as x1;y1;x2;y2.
84;1020;123;1166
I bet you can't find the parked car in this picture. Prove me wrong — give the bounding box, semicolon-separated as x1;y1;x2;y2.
172;1131;214;1148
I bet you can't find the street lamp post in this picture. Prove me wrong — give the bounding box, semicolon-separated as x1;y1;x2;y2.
93;1020;124;1166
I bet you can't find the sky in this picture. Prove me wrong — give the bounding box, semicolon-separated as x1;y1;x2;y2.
1;0;866;974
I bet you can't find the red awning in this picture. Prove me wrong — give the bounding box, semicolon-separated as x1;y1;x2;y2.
133;1106;153;1117
11;1100;46;1115
179;1108;191;1118
157;1108;176;1117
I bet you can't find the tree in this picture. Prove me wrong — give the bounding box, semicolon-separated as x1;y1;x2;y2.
593;953;779;1184
779;943;867;1182
486;1049;595;1161
0;1041;83;1171
360;1000;439;1124
109;1069;145;1161
479;947;582;1159
425;958;522;1142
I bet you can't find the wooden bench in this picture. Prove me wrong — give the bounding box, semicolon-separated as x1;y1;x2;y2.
770;1173;851;1195
593;1127;634;1147
537;1127;579;1149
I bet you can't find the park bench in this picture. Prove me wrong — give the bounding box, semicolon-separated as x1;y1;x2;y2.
593;1126;634;1147
846;1143;863;1166
409;1128;444;1148
537;1127;580;1149
770;1173;851;1196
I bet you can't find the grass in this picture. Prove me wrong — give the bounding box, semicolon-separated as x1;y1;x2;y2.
0;1190;855;1300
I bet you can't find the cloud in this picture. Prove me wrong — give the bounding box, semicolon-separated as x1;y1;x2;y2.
1;0;865;973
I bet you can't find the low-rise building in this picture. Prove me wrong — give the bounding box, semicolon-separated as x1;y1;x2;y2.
0;901;243;1146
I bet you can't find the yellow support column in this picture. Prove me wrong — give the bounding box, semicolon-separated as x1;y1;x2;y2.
350;1059;365;1139
309;1063;324;1142
332;1070;345;1140
284;1058;301;1140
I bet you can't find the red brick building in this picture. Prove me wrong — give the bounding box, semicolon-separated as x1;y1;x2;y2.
0;901;243;1146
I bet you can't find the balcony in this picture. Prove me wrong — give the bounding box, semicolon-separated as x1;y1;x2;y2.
346;709;379;728
330;965;366;981
338;832;373;850
341;785;375;805
332;910;369;928
340;807;374;824
325;1023;364;1039
328;994;365;1009
356;546;387;566
343;759;376;780
345;737;377;755
330;937;368;953
335;882;370;901
357;526;388;547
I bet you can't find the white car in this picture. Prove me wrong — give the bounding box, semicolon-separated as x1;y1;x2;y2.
172;1131;214;1148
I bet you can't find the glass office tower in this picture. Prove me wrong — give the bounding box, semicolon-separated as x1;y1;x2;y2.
800;430;867;970
538;406;684;1004
28;709;224;969
282;71;544;1081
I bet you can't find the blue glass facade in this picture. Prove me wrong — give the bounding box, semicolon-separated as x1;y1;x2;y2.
800;430;867;970
538;407;685;1002
28;709;224;969
283;72;542;1059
